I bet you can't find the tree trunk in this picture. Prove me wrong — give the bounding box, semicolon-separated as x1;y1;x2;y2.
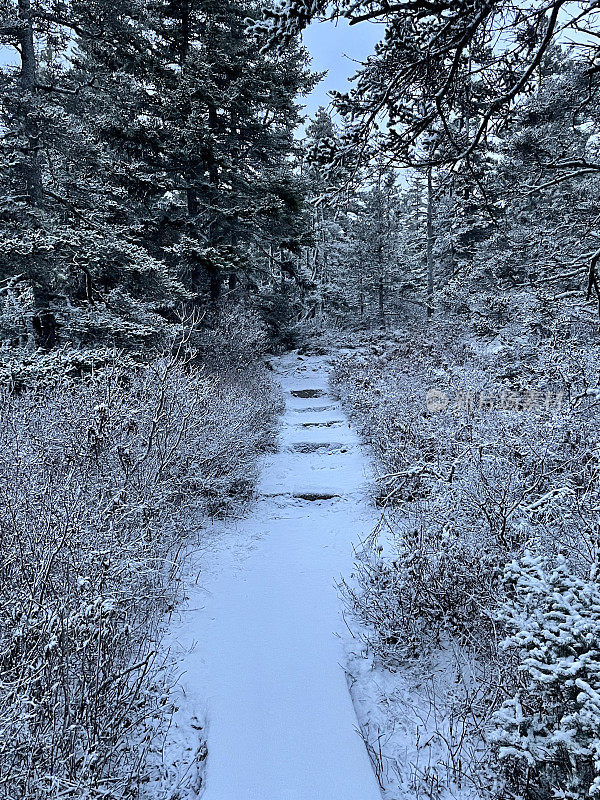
207;104;221;304
18;1;56;347
32;311;57;350
377;173;386;329
17;0;43;206
426;166;435;318
269;245;276;288
359;274;365;318
321;205;328;283
32;286;57;350
187;188;199;216
210;268;221;304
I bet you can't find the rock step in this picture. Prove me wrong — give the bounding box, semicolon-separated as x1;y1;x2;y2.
288;442;350;454
290;389;327;399
291;405;337;413
299;420;344;428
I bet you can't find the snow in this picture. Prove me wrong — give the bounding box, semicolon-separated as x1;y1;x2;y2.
162;352;382;799
344;640;489;800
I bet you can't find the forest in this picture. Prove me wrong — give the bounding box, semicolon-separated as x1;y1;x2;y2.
2;1;600;799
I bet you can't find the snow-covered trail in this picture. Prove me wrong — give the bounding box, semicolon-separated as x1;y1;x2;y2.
167;353;382;800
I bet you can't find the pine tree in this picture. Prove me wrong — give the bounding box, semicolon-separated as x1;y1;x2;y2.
0;0;315;356
138;0;315;304
0;0;191;353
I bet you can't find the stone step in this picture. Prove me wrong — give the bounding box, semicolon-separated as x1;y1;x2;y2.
290;388;327;399
288;442;350;454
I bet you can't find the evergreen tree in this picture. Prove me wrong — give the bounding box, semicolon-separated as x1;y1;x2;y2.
0;0;315;355
0;0;190;352
140;0;315;303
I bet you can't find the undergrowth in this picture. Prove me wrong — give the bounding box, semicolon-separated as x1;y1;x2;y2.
332;315;600;799
0;332;279;799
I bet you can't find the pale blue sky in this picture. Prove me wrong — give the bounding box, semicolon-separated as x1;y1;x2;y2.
301;18;382;121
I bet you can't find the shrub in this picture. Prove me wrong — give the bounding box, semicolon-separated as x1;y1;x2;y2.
0;350;278;798
343;524;503;664
0;345;141;391
197;306;269;372
332;320;600;798
490;555;600;800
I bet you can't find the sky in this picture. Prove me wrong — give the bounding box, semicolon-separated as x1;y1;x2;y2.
301;18;382;120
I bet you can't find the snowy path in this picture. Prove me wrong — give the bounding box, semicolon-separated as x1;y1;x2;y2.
166;353;382;800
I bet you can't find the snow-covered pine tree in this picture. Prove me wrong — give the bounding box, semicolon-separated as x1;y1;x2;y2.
0;0;190;355
135;0;315;305
0;0;315;358
490;554;600;800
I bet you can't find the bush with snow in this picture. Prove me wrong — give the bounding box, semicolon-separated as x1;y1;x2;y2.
490;555;600;800
0;347;278;798
342;524;502;662
197;305;270;372
332;320;600;798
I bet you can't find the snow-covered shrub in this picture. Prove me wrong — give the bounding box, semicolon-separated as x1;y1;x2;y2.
0;345;140;391
333;320;600;799
197;305;269;372
332;323;600;609
471;295;512;338
490;555;600;800
0;351;278;798
343;524;503;663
